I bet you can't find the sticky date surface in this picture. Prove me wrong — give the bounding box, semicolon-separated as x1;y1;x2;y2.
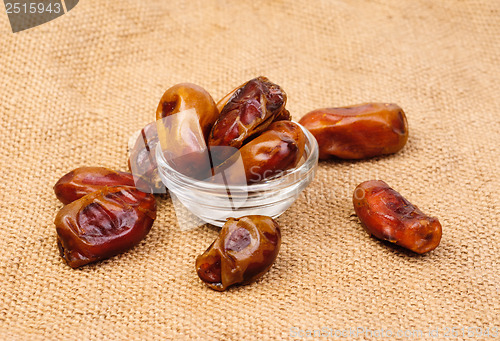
209;77;290;161
299;103;408;159
55;186;157;268
155;83;219;179
155;83;219;142
54;167;136;205
196;215;281;291
215;121;305;184
353;180;442;254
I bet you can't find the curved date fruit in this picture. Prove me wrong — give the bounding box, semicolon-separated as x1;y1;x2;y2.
209;77;290;161
299;103;408;159
353;180;442;254
196;215;281;291
215;121;305;184
155;83;219;142
128;122;165;193
55;186;157;268
156;83;219;179
54;167;136;205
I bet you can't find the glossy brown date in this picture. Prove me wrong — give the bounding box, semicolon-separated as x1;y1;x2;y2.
216;121;305;184
196;215;281;291
299;103;408;159
54;167;136;205
55;186;157;268
128;122;165;193
156;83;219;179
209;77;290;162
155;82;219;142
353;180;442;254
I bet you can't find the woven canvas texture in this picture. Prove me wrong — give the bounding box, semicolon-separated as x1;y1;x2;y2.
0;0;499;340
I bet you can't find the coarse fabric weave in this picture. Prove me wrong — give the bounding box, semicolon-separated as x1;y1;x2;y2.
0;1;499;340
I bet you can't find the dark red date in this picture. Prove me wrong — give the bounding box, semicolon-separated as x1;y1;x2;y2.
353;180;442;254
196;215;281;291
54;167;136;205
215;121;306;184
209;77;290;162
55;186;157;268
216;79;291;122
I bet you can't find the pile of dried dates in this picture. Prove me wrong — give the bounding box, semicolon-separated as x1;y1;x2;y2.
53;76;442;291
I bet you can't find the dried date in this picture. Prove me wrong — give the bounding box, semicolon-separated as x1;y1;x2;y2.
215;121;306;184
54;167;136;205
156;83;219;142
209;77;290;162
196;215;281;291
353;180;442;254
299;103;408;159
216;80;291;122
156;83;219;178
55;186;157;268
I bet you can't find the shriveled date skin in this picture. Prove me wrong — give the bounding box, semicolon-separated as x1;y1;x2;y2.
55;186;157;268
353;180;442;254
155;82;219;142
216;80;291;122
196;215;281;291
209;77;290;161
128;122;164;193
216;121;305;184
54;167;136;205
299;103;408;159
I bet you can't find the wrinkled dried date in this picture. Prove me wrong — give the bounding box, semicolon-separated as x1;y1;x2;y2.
54;167;136;205
299;103;408;159
209;77;290;162
128;122;165;193
215;121;306;184
55;186;157;268
196;215;281;291
216;79;291;122
353;180;442;254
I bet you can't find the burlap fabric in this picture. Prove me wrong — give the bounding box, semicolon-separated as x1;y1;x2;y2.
0;1;498;340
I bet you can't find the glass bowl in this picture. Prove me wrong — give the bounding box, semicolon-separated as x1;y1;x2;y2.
156;122;318;227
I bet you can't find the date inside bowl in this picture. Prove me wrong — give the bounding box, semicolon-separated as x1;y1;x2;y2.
155;121;318;227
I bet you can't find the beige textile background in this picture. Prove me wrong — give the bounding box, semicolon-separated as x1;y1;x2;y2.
0;0;499;340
